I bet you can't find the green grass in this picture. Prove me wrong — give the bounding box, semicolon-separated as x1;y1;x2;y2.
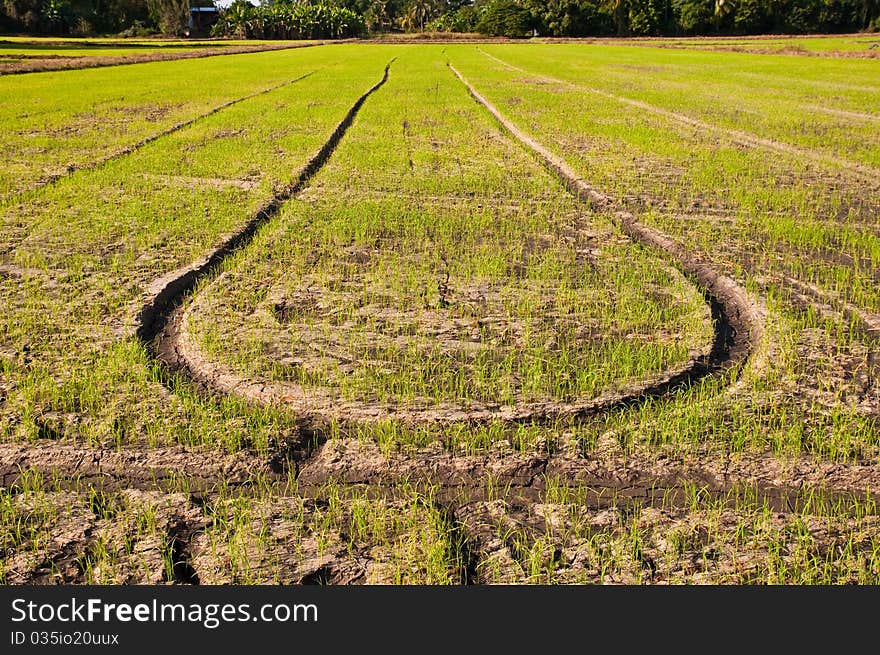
0;44;325;198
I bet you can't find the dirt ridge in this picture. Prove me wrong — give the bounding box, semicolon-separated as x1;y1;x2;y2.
4;438;877;510
0;41;326;76
0;440;270;491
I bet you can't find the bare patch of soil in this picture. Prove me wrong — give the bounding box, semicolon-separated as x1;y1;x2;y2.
0;441;274;492
140;173;260;191
0;42;322;76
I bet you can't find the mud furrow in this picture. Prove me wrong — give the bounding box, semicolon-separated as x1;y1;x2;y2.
476;49;879;186
136;61;393;349
0;41;324;76
0;440;274;492
294;439;880;513
4;438;876;513
449;63;764;390
7;70;318;202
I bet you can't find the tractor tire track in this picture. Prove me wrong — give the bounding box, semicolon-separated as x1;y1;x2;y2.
137;60;394;351
476;49;879;186
8;69;318;202
150;61;757;428
169;287;715;425
449;63;764;388
3;437;877;511
0;440;272;492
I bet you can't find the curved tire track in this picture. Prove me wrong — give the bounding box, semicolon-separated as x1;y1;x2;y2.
170;279;715;425
137;61;394;345
147;61;761;429
449;63;764;389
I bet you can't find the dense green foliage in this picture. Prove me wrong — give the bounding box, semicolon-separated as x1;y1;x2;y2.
0;0;364;37
0;0;151;35
429;0;880;37
1;0;877;37
210;0;364;38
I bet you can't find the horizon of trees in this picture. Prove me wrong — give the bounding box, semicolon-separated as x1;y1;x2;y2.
1;0;878;38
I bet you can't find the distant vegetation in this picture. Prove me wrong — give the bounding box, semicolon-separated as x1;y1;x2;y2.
1;0;878;38
430;0;880;37
211;1;364;39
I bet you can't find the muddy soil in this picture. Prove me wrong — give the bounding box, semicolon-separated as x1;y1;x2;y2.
0;42;322;76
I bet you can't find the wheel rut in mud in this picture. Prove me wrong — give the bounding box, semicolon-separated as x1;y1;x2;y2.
144;63;755;430
449;63;764;402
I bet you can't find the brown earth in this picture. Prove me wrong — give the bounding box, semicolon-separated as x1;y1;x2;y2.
0;41;324;75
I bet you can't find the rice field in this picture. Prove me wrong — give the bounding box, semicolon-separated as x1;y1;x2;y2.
1;40;878;585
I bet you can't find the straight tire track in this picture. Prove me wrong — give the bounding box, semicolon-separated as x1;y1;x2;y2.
477;48;879;185
8;69;319;201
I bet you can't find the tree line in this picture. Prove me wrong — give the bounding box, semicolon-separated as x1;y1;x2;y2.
2;0;878;39
442;0;880;36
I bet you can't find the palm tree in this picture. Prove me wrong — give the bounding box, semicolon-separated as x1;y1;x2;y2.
605;0;628;35
401;0;435;31
714;0;734;27
221;0;254;38
365;0;390;32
